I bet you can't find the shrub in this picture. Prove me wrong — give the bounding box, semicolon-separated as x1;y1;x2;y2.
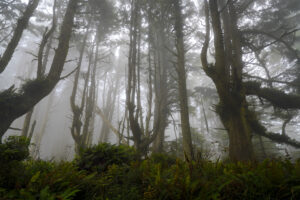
75;143;138;173
0;161;94;200
0;136;30;189
1;140;300;200
149;153;177;168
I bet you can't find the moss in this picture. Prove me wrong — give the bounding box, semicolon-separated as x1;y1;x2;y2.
0;87;22;117
0;77;53;120
0;86;20;102
20;76;51;96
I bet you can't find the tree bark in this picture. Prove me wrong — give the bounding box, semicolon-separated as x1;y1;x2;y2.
173;0;194;160
152;22;169;153
21;108;34;138
201;0;254;161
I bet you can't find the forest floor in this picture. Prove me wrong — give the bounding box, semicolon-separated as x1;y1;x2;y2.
1;136;300;200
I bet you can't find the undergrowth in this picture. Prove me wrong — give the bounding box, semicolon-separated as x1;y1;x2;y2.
1;136;300;200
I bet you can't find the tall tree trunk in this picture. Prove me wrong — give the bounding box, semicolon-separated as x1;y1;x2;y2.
99;80;119;142
201;0;254;161
152;27;169;153
81;40;98;150
173;0;194;160
70;27;90;153
126;0;144;154
32;91;55;157
136;27;144;132
28;120;36;140
218;104;253;161
21;108;34;138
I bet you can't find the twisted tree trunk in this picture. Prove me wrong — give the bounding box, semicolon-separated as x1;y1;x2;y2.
201;0;254;161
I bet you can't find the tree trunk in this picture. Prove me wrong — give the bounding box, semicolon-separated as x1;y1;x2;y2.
201;0;254;161
217;99;253;161
70;28;90;153
28;120;36;140
126;0;144;154
173;0;194;160
21;108;34;138
99;80;118;142
152;44;169;153
32;91;55;157
81;40;98;150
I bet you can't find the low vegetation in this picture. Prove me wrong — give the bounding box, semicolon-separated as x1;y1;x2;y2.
0;136;299;200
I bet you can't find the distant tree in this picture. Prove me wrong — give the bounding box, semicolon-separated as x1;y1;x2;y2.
69;0;116;153
146;0;172;154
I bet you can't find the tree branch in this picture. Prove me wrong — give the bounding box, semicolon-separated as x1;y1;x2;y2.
244;81;300;109
247;110;300;148
95;106;127;144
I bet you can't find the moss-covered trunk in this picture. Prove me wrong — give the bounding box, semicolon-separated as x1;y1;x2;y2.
217;97;254;161
201;0;254;161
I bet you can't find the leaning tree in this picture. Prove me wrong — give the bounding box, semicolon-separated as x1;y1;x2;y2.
0;0;79;141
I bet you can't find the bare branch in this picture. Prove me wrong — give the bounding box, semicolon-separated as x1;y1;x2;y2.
8;127;22;131
59;67;79;80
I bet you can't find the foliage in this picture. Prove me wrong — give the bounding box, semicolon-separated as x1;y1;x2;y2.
0;136;30;189
1;160;94;200
20;77;50;96
75;143;139;173
1;141;300;199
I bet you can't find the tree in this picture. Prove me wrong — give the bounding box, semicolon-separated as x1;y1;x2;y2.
125;0;171;155
21;0;57;140
0;0;79;141
69;27;92;153
69;0;116;153
173;0;194;160
144;0;172;153
201;0;254;161
201;0;300;161
0;0;40;73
